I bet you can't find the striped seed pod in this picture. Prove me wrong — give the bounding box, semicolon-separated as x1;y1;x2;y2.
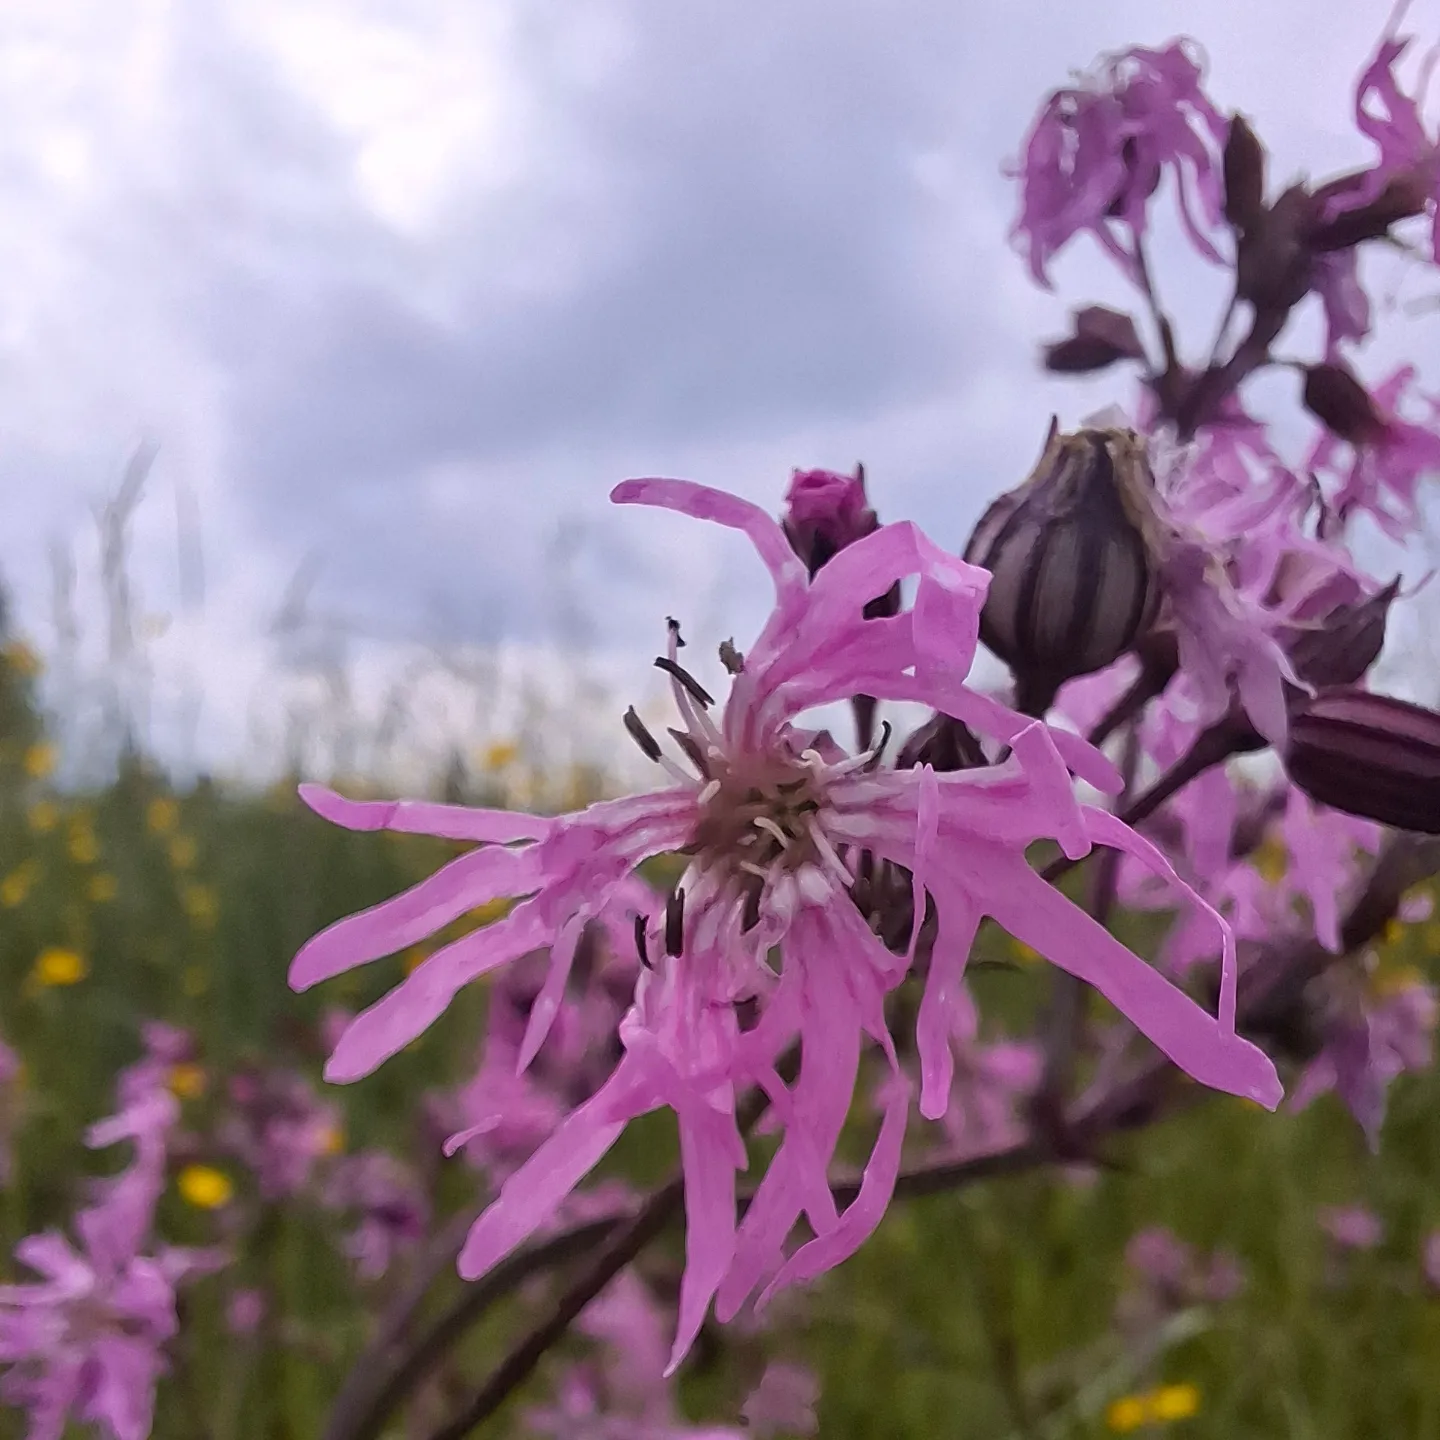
964;422;1162;714
1284;688;1440;833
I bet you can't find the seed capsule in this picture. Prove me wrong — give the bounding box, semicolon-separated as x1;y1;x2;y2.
1284;688;1440;833
964;423;1161;714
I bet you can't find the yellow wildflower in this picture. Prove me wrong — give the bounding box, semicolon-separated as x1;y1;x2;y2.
67;824;97;865
1384;918;1406;948
181;964;209;997
32;946;87;987
181;884;218;929
3;639;42;677
23;743;57;780
1011;939;1040;965
87;873;118;903
316;1123;346;1156
1106;1396;1148;1433
1150;1384;1200;1422
26;801;58;833
168;1063;207;1100
168;836;198;870
479;739;519;771
402;946;428;975
146;798;180;835
2;862;38;908
177;1165;233;1210
1106;1383;1201;1432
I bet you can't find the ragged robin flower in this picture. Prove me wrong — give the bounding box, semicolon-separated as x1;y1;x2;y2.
292;477;1279;1371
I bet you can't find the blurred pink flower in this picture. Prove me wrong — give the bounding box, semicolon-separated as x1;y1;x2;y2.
0;1056;218;1440
1319;1204;1383;1251
293;478;1278;1371
220;1069;340;1200
1291;976;1437;1148
225;1288;265;1338
741;1362;819;1437
323;1152;428;1281
1008;39;1227;286
1423;1231;1440;1291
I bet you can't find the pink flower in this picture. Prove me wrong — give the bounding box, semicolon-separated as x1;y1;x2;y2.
741;1362;819;1437
1291;976;1437;1148
1352;6;1440;262
292;478;1280;1371
1008;40;1228;286
323;1152;428;1281
1319;1204;1383;1251
0;1060;216;1440
225;1288;265;1338
220;1069;340;1200
1309;366;1440;537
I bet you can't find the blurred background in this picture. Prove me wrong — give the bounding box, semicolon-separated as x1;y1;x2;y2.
5;1;1440;1436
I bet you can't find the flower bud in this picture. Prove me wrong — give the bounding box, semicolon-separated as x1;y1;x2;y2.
964;423;1161;713
1042;306;1146;374
1284;578;1398;690
781;465;880;577
1285;688;1440;833
1222;113;1266;233
1302;363;1387;445
896;712;987;772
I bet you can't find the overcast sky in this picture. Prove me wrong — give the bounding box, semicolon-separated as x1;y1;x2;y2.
0;0;1432;784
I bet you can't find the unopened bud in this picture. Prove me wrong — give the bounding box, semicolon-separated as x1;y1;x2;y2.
1302;363;1387;445
781;465;879;577
1222;113;1266;233
1285;578;1398;690
896;713;987;772
964;423;1161;713
1308;167;1431;251
1285;688;1440;833
1234;182;1316;314
1042;306;1146;374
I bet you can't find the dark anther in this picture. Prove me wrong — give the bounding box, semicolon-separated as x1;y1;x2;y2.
666;616;686;647
667;727;712;778
665;888;686;957
623;706;663;762
863;720;893;772
633;914;652;970
654;657;716;707
719;639;745;674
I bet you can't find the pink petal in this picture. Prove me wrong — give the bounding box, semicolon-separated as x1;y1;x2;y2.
324;905;553;1082
915;891;981;1121
457;1066;647;1280
975;850;1280;1108
298;783;551;843
755;1077;909;1307
611;478;808;609
516;913;586;1075
290;844;541;991
665;1102;740;1376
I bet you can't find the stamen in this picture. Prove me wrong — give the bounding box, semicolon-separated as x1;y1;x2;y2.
719;639;745;674
666;616;686;648
696;778;721;806
738;860;769;879
667;727;713;779
633;914;652;970
623;706;663;762
665;887;686;957
863;720;893;772
753;816;792;850
654;657;715;707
